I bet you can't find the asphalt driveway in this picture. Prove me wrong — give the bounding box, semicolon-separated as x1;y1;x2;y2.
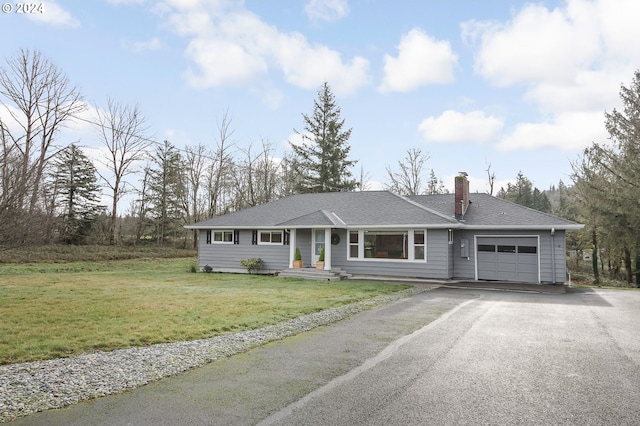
13;286;640;425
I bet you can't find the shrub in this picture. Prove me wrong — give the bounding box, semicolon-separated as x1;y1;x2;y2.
318;247;325;262
203;265;213;273
240;258;264;274
295;247;302;261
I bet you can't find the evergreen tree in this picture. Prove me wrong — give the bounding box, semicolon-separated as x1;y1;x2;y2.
148;140;186;245
53;144;104;244
498;171;550;213
290;82;357;193
426;169;448;194
573;69;640;285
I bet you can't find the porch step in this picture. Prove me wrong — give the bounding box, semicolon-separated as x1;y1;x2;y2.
278;267;351;281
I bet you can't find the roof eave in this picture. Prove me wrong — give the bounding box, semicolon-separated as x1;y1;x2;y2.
184;223;464;230
461;224;584;231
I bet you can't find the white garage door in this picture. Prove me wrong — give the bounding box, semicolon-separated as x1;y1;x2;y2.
477;237;539;283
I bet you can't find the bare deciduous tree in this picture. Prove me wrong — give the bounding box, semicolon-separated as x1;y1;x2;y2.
486;162;496;195
94;98;150;245
207;112;235;217
0;49;85;243
384;147;430;195
356;165;371;191
184;143;208;247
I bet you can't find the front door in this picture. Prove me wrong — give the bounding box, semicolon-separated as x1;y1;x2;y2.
313;229;326;265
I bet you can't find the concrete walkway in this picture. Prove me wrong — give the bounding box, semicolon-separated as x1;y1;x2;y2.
440;280;567;294
350;275;568;294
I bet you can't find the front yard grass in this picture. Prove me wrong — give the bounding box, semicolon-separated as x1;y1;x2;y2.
0;257;408;365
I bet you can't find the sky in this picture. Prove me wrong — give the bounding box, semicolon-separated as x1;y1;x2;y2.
1;0;639;199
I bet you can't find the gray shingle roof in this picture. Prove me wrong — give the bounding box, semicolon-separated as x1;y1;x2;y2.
409;193;582;229
186;191;582;230
186;191;458;229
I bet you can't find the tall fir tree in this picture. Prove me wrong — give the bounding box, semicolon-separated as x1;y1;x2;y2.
53;144;104;244
573;69;640;285
290;82;357;193
148;140;186;245
497;171;550;213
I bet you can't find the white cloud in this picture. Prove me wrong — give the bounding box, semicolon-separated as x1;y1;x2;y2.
287;132;311;147
251;86;285;110
465;1;601;87
183;35;269;87
26;1;80;28
460;0;640;151
595;0;640;63
305;0;349;23
523;68;624;114
0;104;26;137
379;28;457;93
274;33;370;95
364;180;384;191
418;110;503;143
122;37;164;53
497;111;608;151
160;1;369;96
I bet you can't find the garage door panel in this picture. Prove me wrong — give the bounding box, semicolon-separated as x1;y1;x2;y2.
477;237;539;283
477;239;497;280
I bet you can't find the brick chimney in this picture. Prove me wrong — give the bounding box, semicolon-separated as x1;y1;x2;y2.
455;173;470;219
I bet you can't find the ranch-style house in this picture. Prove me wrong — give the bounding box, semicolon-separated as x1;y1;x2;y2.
185;175;583;284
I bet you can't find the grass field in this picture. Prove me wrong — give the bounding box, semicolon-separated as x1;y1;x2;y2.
0;255;408;365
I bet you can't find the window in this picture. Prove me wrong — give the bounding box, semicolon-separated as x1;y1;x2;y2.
365;231;408;259
216;231;234;243
497;245;516;253
478;244;496;252
518;246;537;254
349;231;359;258
259;230;283;245
350;229;426;262
414;230;425;260
207;230;233;244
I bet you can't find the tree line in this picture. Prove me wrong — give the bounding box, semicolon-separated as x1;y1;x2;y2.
0;50;451;248
0;51;366;247
571;70;640;286
2;49;639;286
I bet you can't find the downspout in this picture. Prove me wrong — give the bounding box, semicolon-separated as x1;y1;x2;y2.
550;228;556;284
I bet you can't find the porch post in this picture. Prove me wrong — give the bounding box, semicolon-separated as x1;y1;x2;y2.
324;228;332;270
289;229;296;268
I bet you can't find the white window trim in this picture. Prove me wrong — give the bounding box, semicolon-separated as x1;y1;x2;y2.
258;230;284;245
209;230;234;244
347;229;427;263
413;230;426;261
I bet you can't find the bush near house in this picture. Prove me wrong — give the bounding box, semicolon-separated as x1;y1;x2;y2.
240;258;264;274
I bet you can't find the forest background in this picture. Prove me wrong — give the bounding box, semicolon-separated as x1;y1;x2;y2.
1;49;638;286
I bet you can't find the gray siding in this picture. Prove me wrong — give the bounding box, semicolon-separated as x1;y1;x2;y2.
197;227;568;284
544;230;567;283
198;230;289;273
452;229;568;283
329;229;452;279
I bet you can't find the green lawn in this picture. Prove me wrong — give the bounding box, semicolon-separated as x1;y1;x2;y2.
0;257;408;365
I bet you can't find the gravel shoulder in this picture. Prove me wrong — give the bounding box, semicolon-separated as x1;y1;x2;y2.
1;285;433;423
